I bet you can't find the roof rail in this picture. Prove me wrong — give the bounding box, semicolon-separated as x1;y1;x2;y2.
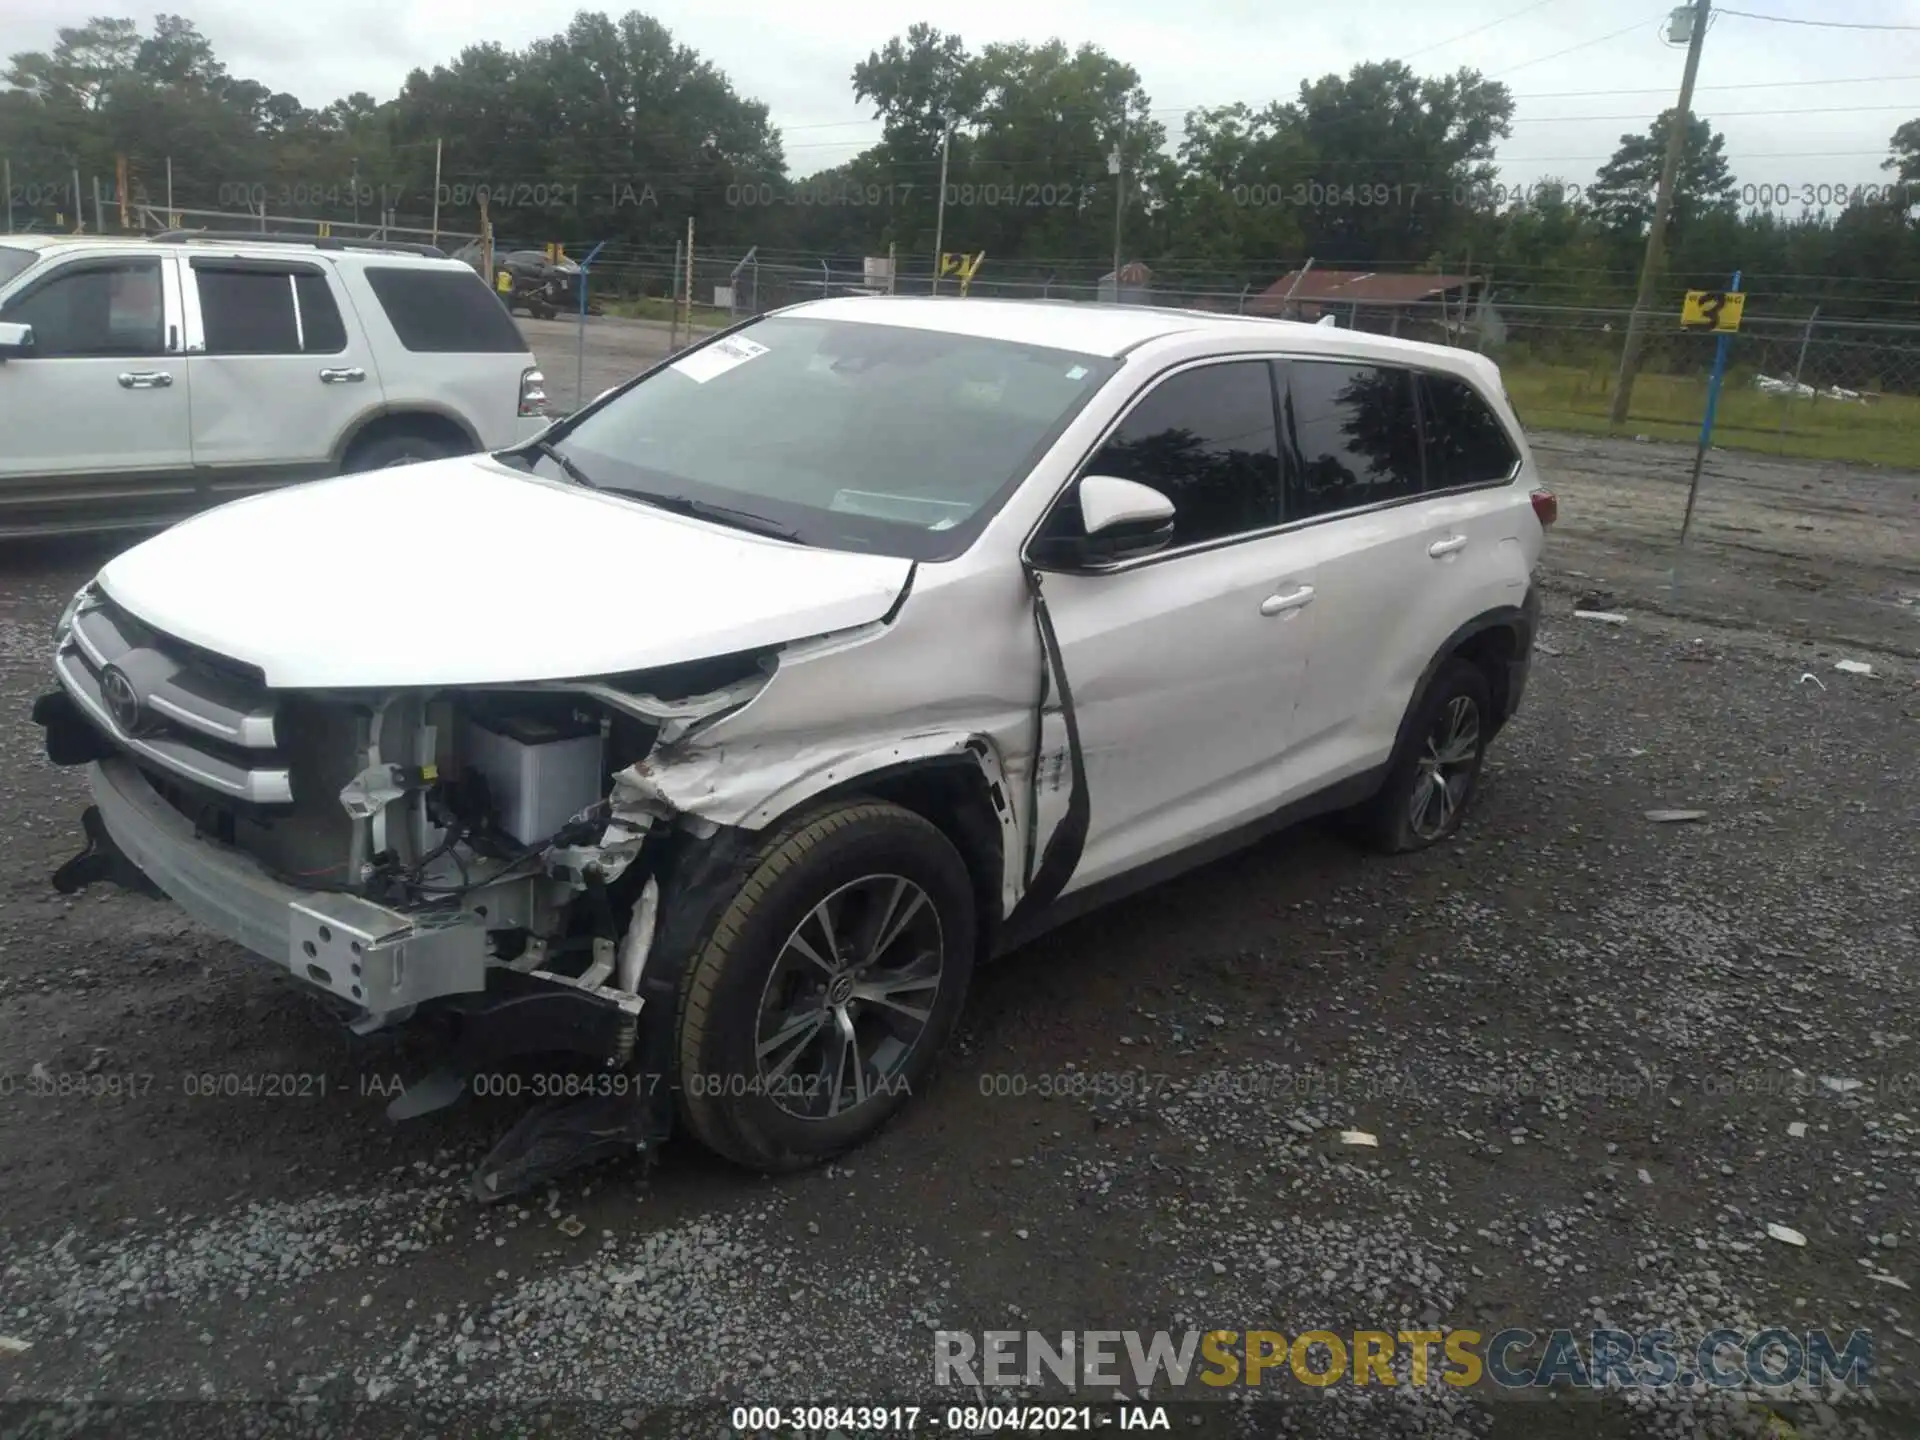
147;229;446;258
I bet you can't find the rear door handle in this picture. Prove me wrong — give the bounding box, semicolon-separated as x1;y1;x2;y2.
117;371;172;389
319;367;366;384
1428;535;1469;558
1259;585;1315;617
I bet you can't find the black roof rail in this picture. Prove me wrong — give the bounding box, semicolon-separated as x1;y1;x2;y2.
148;229;446;258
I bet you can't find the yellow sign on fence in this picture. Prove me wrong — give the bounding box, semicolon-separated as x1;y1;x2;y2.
1681;290;1746;333
939;251;986;295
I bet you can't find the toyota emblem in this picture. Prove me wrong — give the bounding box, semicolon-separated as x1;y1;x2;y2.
99;666;146;735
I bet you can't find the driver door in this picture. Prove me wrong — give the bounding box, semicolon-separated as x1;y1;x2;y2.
0;252;193;536
1028;358;1321;896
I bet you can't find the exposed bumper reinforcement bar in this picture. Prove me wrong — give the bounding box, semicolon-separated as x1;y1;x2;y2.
83;756;487;1016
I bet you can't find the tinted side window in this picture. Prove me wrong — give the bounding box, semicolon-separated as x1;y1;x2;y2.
0;259;164;357
1284;361;1422;520
1421;372;1519;489
363;266;528;353
1085;361;1280;547
294;273;348;354
197;269;300;354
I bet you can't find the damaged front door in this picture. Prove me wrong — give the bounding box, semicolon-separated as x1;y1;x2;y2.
1020;357;1316;898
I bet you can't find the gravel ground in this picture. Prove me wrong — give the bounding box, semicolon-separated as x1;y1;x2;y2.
0;431;1915;1438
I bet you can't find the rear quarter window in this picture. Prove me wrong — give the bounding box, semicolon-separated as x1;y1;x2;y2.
361;265;528;354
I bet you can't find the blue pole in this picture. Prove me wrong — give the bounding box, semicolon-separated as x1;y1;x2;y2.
574;240;608;415
1679;267;1740;546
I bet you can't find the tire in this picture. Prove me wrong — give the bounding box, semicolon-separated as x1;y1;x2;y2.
1352;658;1493;854
531;302;557;321
341;432;456;473
673;800;977;1172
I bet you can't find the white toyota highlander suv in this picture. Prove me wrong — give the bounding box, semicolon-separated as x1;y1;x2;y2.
33;295;1554;1199
0;230;553;537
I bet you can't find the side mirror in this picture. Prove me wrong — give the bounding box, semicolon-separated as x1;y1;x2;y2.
1034;474;1176;569
0;321;33;359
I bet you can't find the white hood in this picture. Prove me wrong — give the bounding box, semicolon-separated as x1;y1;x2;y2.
96;456;914;689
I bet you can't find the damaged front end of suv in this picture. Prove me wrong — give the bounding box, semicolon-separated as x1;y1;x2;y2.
34;569;1028;1203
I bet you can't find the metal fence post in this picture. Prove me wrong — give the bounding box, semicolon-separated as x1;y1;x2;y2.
576;240;607;415
1776;306;1819;454
669;238;682;350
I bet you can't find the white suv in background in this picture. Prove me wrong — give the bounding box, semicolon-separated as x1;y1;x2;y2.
35;296;1553;1198
0;231;552;538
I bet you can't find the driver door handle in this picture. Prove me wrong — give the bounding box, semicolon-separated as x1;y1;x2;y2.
1260;585;1315;617
117;371;172;389
1428;534;1469;557
319;367;365;384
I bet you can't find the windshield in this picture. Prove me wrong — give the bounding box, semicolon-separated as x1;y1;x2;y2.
0;246;36;290
544;314;1118;560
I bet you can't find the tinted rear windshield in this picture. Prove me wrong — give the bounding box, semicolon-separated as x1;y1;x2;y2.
362;265;528;353
0;246;37;289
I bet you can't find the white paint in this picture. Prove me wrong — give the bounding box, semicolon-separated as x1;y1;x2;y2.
96;456;911;689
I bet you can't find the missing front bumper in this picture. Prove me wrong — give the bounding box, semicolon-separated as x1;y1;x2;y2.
80;756;488;1015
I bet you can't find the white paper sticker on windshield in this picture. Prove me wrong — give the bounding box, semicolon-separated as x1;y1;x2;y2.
671;335;769;384
1065;365;1089;380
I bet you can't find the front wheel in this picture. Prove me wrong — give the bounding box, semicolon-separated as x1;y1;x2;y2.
673;800;976;1171
1351;658;1492;853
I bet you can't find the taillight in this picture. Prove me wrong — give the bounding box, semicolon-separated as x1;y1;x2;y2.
518;366;551;417
1530;489;1557;528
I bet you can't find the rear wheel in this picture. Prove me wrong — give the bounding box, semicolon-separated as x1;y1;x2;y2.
342;432;457;473
1352;658;1492;854
673;800;975;1171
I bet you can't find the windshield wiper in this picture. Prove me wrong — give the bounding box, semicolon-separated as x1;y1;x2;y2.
520;437;600;490
625;492;800;541
510;442;797;540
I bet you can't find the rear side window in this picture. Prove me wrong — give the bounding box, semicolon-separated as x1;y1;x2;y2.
1420;373;1519;489
294;273;348;354
1284;361;1423;520
197;269;300;354
362;266;528;353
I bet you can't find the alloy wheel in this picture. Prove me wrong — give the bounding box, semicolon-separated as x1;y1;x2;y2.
752;875;945;1120
1408;693;1481;840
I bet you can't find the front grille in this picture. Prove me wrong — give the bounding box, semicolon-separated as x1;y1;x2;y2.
55;596;293;805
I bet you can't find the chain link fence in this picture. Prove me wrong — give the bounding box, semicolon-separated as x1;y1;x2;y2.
657;251;1920;467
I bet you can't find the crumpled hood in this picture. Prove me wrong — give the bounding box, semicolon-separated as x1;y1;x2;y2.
96;455;913;689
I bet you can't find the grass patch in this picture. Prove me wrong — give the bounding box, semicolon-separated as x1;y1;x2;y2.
602;295;728;328
1500;360;1920;469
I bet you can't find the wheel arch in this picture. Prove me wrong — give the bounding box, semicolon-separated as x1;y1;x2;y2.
332;406;482;469
1387;605;1531;776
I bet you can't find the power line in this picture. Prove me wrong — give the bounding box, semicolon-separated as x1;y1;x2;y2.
1512;72;1920;98
1398;0;1568;61
1510;102;1919;122
1493;13;1669;77
1714;7;1920;30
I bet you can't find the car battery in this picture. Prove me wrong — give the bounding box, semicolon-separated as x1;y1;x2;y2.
459;712;605;847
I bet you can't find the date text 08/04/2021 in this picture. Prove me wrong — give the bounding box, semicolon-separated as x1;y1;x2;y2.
729;1405;1169;1432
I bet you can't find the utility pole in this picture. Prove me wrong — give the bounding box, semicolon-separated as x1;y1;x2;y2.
4;159;12;233
931;122;952;295
165;156;173;223
351;156;360;226
1609;0;1712;426
1109;123;1125;294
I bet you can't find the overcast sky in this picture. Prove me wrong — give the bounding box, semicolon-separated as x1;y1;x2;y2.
5;0;1918;196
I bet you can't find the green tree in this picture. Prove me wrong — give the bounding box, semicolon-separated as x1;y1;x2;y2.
1588;108;1737;239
